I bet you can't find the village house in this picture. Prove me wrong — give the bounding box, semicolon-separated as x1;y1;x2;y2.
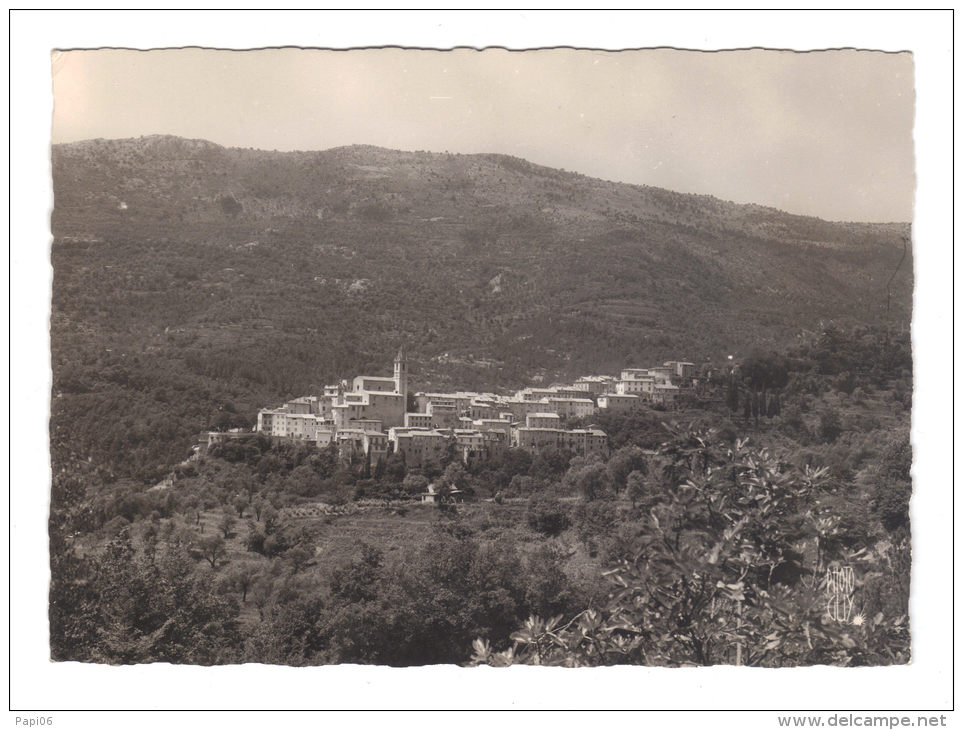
598;393;643;412
653;382;680;405
649;366;675;384
545;396;596;419
572;375;617;396
526;412;562;429
616;375;655;395
425;398;461;429
664;361;697;379
469;399;501;420
404;412;434;429
514;425;609;458
390;427;451;468
413;391;474;413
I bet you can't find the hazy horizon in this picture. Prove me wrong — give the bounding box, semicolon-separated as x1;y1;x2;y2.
52;47;916;223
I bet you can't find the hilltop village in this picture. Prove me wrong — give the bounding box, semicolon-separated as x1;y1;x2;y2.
234;347;697;469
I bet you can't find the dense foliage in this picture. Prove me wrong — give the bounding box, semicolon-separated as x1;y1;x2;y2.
49;325;912;667
471;431;910;668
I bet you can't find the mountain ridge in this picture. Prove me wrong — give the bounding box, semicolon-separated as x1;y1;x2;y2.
49;134;912;479
53;134;910;227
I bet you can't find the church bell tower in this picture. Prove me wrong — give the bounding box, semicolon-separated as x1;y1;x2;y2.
394;345;408;404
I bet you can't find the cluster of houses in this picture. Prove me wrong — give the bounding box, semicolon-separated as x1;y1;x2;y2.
242;347;696;468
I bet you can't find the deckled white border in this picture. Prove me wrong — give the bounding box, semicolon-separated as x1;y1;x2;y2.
7;9;954;723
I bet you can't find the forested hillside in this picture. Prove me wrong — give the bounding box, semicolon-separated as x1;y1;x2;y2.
50;135;912;482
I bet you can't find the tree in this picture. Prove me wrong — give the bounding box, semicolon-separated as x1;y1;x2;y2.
250;574;276;620
318;527;549;667
443;462;469;492
508;474;536;497
872;477;912;532
198;534;227;569
330;543;384;603
285;545;314;574
223;563;258;603
287;464;324;498
726;373;740;412
523;543;580;619
572;501;618;551
433;480;453;511
529;451;571;482
252;495;265;521
441;437;460;468
741;351;789;393
834;371;857;395
606;446;647;492
625;470;648;509
401;473;429;497
767;392;781;417
182;494;202;526
64;530;242;664
563;461;613;502
739;351;789;425
872;430;912;532
219;507;237;538
244;521;266;554
233;494;249;518
879;430;912;481
261;503;279;534
380;452;407;485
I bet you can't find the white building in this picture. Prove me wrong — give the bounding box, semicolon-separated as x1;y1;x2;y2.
598;393;643;412
546;397;596;419
573;375;617;396
514;426;608;458
390;428;452;468
526;412;562;429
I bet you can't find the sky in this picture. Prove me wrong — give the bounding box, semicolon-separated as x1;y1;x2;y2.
51;47;914;222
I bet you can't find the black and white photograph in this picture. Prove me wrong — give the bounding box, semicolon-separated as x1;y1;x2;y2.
9;8;954;720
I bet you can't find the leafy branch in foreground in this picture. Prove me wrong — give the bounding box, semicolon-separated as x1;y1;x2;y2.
471;429;909;668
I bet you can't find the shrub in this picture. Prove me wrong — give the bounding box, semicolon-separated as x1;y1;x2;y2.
818;409;843;443
401;473;429;497
102;514;131;537
562;461;613;502
572;501;618;547
244;523;267;554
872;477;912;532
526;495;571;537
879;431;912;481
507;474;536;498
